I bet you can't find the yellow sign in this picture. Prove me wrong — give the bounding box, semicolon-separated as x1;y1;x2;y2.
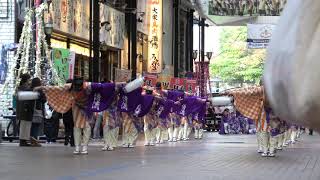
148;0;162;73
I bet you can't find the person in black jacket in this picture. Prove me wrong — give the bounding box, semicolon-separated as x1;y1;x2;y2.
16;73;33;147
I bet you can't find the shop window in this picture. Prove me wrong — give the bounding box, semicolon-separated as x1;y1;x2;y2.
74;54;90;80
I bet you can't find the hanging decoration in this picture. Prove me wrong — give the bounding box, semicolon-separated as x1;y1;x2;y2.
0;2;62;95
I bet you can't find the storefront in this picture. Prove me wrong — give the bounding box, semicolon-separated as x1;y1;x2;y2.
100;4;125;81
49;0;91;81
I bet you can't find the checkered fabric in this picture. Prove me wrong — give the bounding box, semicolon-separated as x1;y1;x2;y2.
43;86;74;114
42;82;91;114
227;86;264;122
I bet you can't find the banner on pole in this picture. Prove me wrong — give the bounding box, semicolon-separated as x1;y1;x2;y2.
52;48;75;82
115;68;132;82
247;24;275;49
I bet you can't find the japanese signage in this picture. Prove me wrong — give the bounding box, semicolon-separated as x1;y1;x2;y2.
148;0;162;73
100;5;125;49
51;0;90;40
247;24;275;49
208;0;288;16
144;73;158;87
170;78;185;90
158;75;172;90
185;79;197;94
115;68;132;82
137;0;149;34
52;48;75;82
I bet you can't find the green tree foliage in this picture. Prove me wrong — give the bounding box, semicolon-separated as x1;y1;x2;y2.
210;27;266;85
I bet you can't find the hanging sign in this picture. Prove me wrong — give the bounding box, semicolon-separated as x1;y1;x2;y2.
147;0;162;73
52;48;75;82
208;0;287;16
115;68;132;82
170;78;185;90
185;79;197;94
100;5;125;49
51;0;90;40
158;75;172;90
144;73;158;87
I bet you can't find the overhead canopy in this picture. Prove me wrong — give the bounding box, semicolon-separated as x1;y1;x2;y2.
191;0;284;26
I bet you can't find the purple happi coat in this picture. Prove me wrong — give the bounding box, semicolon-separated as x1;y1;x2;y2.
167;90;184;101
133;94;154;117
117;87;142;113
159;99;174;119
192;100;206;124
86;83;116;114
177;96;199;117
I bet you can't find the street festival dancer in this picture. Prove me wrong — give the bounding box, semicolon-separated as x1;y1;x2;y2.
41;78;117;155
101;93;121;151
118;87;142;148
225;83;280;157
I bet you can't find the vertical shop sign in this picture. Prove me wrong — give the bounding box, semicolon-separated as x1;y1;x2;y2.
148;0;162;73
52;48;75;82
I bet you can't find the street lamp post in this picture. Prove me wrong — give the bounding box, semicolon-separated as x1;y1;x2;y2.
44;14;53;48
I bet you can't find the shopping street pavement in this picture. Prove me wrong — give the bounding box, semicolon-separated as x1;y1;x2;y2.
1;132;320;180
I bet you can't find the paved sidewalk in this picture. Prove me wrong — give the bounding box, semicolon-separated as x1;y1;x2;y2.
0;133;319;180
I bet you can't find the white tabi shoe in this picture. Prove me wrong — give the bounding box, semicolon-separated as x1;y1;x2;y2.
195;137;198;139
168;139;173;142
128;144;135;148
73;146;81;155
102;146;108;151
144;142;150;146
107;147;114;151
122;144;128;148
261;152;268;157
276;147;283;151
257;150;263;154
81;146;88;155
268;153;275;157
172;138;177;142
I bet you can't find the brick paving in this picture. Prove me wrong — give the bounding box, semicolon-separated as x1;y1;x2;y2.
0;133;319;180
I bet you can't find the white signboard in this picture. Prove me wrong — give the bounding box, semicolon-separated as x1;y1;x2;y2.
100;5;125;49
247;24;275;49
51;0;90;40
137;0;149;35
115;68;132;82
147;0;163;73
